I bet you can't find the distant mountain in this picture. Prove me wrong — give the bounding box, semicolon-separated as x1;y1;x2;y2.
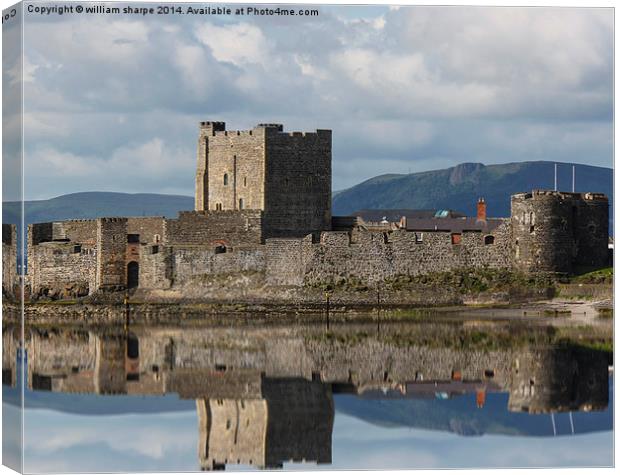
336;391;613;437
2;192;194;227
332;161;613;223
5;387;611;437
2;161;612;230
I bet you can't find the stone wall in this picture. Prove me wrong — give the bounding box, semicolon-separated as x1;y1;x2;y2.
96;218;128;290
127;217;166;244
2;224;17;295
573;194;609;267
195;121;226;211
263;129;332;237
142;222;513;290
165;210;263;247
203;125;267;212
299;223;512;286
139;244;172;289
264;237;312;286
27;242;96;297
29;220;97;246
170;245;265;286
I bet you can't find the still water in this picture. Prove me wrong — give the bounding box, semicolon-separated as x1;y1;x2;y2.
3;318;614;471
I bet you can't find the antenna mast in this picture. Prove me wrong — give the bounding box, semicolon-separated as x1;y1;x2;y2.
554;164;557;191
572;165;575;192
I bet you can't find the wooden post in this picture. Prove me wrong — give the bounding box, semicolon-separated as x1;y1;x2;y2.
325;292;330;330
124;292;130;331
376;288;381;334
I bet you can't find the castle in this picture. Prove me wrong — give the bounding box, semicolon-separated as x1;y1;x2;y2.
4;121;609;299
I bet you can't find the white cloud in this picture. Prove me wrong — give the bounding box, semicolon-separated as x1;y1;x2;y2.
195;22;269;66
19;6;612;199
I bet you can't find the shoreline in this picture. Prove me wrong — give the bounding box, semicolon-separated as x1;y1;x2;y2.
4;294;613;330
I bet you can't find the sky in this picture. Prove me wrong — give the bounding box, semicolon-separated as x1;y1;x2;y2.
10;398;613;472
4;4;614;200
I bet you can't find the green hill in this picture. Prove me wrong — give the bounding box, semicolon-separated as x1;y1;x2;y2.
2;192;194;227
2;161;612;231
332;161;613;222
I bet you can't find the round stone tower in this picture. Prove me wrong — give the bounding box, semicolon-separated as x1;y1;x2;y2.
508;347;609;414
511;191;576;273
572;193;609;268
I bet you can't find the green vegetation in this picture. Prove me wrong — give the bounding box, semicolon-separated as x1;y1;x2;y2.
570;267;613;284
306;322;564;352
383;268;556;295
556;337;613;354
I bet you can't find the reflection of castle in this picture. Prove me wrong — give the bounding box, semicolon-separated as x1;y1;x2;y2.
3;122;609;299
197;376;333;470
3;324;611;469
7;325;610;410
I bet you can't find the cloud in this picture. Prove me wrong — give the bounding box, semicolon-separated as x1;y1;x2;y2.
195;22;269;66
19;6;612;199
23;408;198;472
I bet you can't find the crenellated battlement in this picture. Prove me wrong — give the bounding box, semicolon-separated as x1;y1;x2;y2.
513;189;609;202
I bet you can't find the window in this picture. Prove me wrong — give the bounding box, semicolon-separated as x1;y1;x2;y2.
529;225;535;234
153;234;161;243
239;198;244;210
223;173;228;186
244;176;247;187
451;233;462;245
484;235;495;245
151;245;159;255
73;244;81;254
127;234;140;243
215;244;227;254
415;232;423;243
215;203;222;211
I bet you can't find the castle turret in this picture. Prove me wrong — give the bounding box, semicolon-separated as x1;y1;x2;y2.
511;190;609;274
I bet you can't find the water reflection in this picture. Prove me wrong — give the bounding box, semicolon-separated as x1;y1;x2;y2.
2;320;613;471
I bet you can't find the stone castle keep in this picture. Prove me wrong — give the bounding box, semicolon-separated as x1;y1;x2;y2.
7;121;609;299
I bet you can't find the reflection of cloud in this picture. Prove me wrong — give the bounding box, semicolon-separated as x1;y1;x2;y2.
330;412;613;469
17;405;614;472
23;409;197;472
2;402;23;471
20;7;612;199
